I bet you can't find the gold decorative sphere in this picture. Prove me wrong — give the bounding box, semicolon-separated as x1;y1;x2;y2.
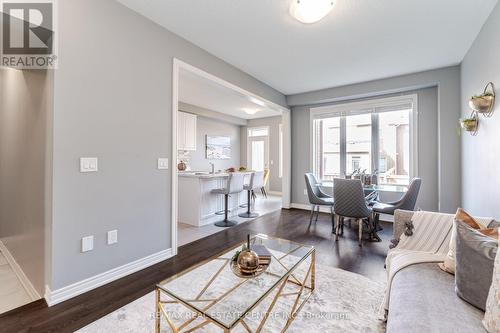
237;250;260;273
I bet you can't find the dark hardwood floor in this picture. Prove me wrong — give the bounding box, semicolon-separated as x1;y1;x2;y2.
0;208;392;333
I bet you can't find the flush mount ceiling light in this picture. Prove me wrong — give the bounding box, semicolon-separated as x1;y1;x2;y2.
290;0;335;24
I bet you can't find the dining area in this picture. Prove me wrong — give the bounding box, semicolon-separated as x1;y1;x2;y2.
304;173;422;246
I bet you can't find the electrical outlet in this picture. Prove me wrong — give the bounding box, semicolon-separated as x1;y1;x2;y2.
304;189;307;195
80;157;98;172
107;230;118;245
81;236;94;252
157;158;169;170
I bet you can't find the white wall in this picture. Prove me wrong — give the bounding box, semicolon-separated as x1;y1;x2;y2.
50;0;285;291
461;2;500;219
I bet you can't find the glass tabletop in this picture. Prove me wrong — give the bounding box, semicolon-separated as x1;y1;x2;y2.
319;181;408;193
157;234;314;329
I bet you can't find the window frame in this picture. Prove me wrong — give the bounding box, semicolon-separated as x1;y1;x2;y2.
309;94;418;185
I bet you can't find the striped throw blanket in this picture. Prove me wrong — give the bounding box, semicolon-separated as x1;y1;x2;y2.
380;210;493;318
379;211;454;318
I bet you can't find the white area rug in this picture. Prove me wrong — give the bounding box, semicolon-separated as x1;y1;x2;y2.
77;263;386;333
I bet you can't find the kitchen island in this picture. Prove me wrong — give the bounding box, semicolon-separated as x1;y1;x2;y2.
178;172;251;227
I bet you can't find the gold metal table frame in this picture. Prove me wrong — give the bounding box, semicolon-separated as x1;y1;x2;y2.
155;235;316;333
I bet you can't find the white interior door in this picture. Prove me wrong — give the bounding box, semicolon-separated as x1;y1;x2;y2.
248;136;269;172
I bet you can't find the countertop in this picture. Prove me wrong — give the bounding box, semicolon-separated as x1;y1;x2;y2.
178;171;253;179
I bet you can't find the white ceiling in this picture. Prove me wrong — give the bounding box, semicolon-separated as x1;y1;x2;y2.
179;68;282;120
118;0;498;95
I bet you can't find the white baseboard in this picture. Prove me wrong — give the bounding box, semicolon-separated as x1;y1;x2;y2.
290;202;332;213
45;248;173;306
0;240;41;301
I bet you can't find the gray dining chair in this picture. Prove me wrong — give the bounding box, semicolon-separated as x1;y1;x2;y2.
372;176;421;218
304;173;335;231
333;178;372;246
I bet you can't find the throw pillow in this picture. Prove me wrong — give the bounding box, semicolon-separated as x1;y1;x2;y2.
456;208;485;229
455;220;498;311
483;230;500;333
439;208;491;274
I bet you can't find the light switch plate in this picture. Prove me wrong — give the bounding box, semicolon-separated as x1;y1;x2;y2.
81;236;94;252
80;157;98;172
157;158;169;170
107;230;118;245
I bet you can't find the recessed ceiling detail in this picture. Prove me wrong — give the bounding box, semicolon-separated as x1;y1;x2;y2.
118;0;498;95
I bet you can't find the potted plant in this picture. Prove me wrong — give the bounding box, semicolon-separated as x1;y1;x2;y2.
459;115;478;133
469;92;495;113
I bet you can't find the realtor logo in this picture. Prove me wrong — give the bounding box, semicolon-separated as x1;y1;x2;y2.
1;0;57;68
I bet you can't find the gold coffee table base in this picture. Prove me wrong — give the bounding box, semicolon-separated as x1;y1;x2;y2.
155;249;315;333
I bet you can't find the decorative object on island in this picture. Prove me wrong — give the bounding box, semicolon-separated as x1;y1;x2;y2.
460;112;479;136
206;135;231;159
239;166;247;172
230;235;270;278
469;82;495;117
226;167;236;173
177;160;186;171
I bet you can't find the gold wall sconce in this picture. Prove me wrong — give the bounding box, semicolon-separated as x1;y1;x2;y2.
460;82;495;136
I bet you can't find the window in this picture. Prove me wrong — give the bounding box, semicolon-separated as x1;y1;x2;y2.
313;117;340;181
351;156;361;171
346;114;371;174
248;127;269;137
311;95;416;185
251;141;265;171
378;110;410;185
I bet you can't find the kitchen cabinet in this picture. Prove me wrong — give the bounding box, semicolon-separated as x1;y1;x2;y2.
178;173;250;227
178;111;197;151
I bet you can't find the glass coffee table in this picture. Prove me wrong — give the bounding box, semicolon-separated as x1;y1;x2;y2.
155;234;315;332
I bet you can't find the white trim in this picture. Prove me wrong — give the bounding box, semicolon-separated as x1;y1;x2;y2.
44;248;173;306
281;110;292;209
172;58;292;252
311;94;417;118
0;240;41;301
171;59;179;256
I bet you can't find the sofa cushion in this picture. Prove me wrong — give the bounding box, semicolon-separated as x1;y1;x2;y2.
387;263;485;333
455;220;498;311
483;231;500;333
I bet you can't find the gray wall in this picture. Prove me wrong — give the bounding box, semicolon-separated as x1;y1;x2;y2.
461;2;500;219
288;67;461;213
0;68;52;295
241;116;283;193
50;0;285;290
290;88;438;211
184;114;241;172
